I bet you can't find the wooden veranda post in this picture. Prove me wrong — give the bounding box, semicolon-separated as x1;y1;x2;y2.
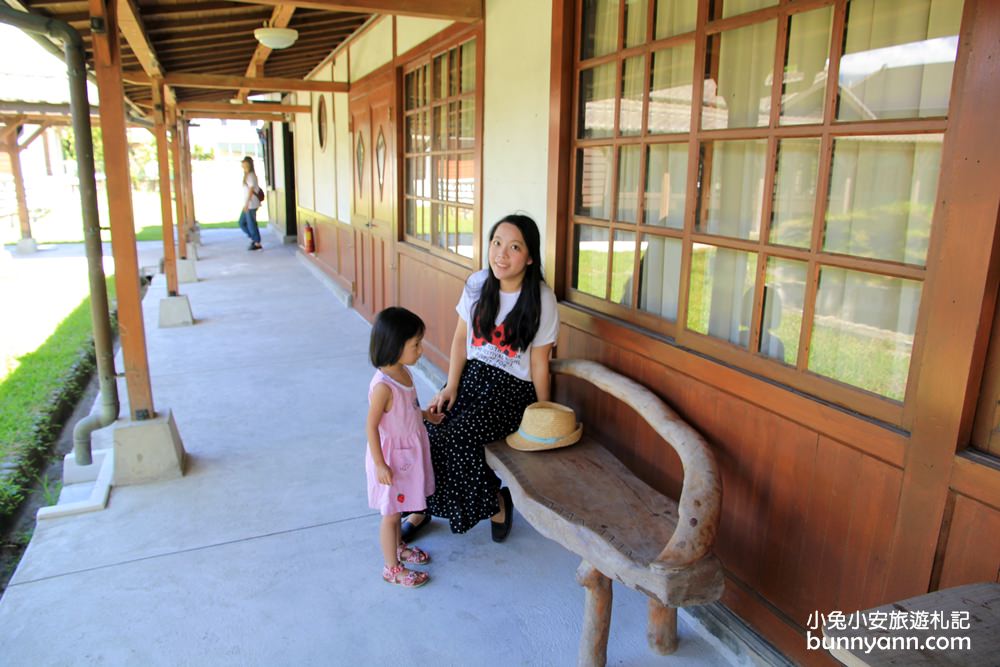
151;77;179;295
169;114;187;260
5;132;33;244
179;120;195;238
88;0;155;420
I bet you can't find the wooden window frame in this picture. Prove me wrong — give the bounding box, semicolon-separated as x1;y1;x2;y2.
565;0;962;426
401;26;484;270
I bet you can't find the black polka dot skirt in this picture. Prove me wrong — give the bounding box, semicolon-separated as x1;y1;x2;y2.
424;359;537;534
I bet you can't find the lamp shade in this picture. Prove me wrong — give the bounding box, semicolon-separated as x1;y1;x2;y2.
254;27;298;50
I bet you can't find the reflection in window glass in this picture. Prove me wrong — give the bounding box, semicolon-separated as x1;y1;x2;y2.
638;235;683;321
654;0;697;39
698;140;767;240
771;138;820;248
576;147;614;220
582;0;620;60
644;143;687;229
574;225;611;299
611;230;638;305
405;199;431;243
703;21;776;129
621;56;645;136
838;0;963;121
781;7;833;125
810;268;921;400
460;41;476;93
617;146;641;223
687;245;757;346
457;208;474;257
824;134;942;266
648;44;695;134
579;63;617;139
624;0;647;48
760;258;807;364
716;0;778;20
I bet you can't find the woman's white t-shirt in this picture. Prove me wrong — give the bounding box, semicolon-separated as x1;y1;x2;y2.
243;172;261;210
456;269;559;382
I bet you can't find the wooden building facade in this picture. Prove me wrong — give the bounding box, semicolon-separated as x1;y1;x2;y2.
274;1;1000;663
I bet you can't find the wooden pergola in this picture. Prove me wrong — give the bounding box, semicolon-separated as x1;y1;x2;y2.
0;0;482;430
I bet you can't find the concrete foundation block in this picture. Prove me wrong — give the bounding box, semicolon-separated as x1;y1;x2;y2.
185;244;199;260
16;238;38;254
188;228;202;246
177;257;198;283
159;294;194;328
112;409;186;486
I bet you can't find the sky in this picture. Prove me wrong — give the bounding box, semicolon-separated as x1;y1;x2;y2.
0;23;99;104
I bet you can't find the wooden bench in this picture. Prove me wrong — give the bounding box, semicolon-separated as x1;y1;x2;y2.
484;359;724;667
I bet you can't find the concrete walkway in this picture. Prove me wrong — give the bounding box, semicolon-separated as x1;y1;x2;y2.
0;229;733;666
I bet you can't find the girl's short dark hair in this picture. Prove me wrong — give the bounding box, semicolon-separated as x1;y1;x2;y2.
370;307;426;367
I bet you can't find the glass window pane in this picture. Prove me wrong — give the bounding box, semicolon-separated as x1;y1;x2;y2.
621;56;645;136
810;268;921;401
579;63;617;139
648;44;695;134
644;143;687;229
574;225;611;299
837;0;963;121
459;99;474;150
761;257;806;365
433;204;446;249
638;234;683;321
824;134;942;265
698;139;767;240
653;0;696;39
582;0;620;60
576;146;614;220
617;145;641;223
449;47;460;97
687;245;758;346
433;105;447;150
624;0;647;48
456;154;474;205
406;156;430;197
770;138;819;248
434;53;447;99
611;230;638;305
406;198;416;237
405;71;419;110
448;101;459;150
457;207;474;257
781;7;833;126
703;21;776;130
460;40;476;93
715;0;778;20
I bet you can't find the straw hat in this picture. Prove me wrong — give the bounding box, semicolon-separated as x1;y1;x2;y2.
506;401;583;451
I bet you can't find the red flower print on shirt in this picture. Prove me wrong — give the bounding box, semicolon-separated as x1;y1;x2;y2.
471;323;518;358
397;493;406;503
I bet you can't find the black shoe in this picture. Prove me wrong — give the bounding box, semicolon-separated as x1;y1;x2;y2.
401;512;431;542
249;242;262;251
491;487;513;543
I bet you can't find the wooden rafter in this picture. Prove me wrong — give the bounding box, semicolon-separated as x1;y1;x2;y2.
182;111;289;122
228;0;482;22
117;0;175;109
18;124;50;150
237;3;296;102
124;70;348;93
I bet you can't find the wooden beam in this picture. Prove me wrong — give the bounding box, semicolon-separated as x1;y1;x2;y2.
117;0;177;107
152;78;180;296
123;70;348;93
0;121;23;143
89;0;156;420
237;3;296;102
228;0;483;22
177;101;310;113
183;111;289;122
5;133;32;242
18;124;50;150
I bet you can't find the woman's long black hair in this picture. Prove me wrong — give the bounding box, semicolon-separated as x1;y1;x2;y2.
471;214;544;352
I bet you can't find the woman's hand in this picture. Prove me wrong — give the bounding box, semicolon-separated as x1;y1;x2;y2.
375;462;393;486
429;384;458;415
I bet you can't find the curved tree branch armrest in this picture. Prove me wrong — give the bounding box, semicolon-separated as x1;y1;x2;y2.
550;359;722;569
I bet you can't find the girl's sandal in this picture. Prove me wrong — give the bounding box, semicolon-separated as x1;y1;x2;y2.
397;542;431;565
382;563;429;588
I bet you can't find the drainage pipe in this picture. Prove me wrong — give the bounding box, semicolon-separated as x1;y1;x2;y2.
0;5;120;465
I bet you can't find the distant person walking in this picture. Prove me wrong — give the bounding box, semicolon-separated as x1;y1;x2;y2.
239;156;263;251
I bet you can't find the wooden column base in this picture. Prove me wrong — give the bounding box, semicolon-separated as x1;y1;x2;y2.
576;560;612;667
647;599;678;655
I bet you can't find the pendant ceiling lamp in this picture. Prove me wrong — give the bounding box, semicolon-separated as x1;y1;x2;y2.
254;23;298;50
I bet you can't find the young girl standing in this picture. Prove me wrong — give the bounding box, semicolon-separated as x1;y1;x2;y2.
366;307;442;588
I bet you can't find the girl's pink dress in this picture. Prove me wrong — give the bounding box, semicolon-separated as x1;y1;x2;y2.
366;369;435;515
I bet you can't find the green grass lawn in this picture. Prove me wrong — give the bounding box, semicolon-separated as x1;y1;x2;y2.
0;278;115;516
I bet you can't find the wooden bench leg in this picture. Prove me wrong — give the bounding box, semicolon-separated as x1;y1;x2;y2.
575;560;612;667
647;599;678;655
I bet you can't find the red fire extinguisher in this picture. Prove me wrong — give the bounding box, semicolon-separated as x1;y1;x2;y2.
303;222;315;253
